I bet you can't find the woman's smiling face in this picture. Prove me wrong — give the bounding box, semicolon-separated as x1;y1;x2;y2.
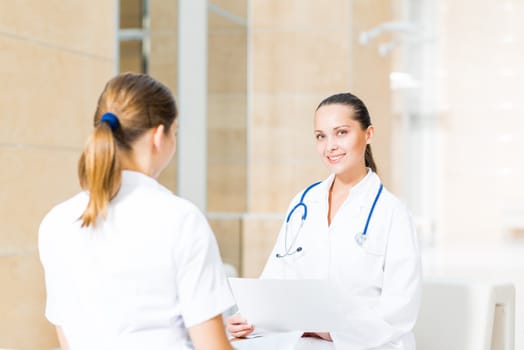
314;103;373;176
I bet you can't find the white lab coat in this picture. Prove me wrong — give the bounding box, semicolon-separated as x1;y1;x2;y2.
261;170;422;350
39;171;235;350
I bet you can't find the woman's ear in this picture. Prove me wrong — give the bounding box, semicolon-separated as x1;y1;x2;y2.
366;125;375;144
152;124;166;151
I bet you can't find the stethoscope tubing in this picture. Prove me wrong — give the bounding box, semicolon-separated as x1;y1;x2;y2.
285;181;321;223
277;181;383;258
361;183;383;237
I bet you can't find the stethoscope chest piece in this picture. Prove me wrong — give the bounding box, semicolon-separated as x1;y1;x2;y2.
353;183;383;247
354;232;366;246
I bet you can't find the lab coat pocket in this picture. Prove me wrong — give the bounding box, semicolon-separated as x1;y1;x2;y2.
280;248;310;279
361;227;387;257
287;248;307;265
354;238;386;288
362;239;386;271
363;243;384;257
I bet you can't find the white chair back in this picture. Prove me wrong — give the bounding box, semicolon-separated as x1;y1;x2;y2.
414;278;515;350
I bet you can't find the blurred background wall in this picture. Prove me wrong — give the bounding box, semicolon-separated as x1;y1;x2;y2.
0;0;523;349
0;1;115;349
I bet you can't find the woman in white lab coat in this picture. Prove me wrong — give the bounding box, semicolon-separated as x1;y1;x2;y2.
227;92;422;349
39;73;235;350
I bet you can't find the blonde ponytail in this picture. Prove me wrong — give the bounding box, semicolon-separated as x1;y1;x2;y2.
77;73;178;228
78;122;121;227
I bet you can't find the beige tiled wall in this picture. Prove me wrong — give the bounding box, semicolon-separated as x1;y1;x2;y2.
0;39;111;148
150;0;178;192
0;2;114;57
149;0;178;93
208;218;242;274
206;2;248;275
0;1;114;349
209;0;247;19
207;5;248;215
241;217;281;278
0;254;54;350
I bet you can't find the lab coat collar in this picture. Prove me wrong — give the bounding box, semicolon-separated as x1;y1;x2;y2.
120;170;161;190
314;168;381;204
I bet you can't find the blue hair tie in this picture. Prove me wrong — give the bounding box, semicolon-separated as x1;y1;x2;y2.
100;112;120;131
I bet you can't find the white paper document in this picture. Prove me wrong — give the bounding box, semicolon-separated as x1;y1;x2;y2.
232;331;336;350
232;331;303;350
228;278;348;332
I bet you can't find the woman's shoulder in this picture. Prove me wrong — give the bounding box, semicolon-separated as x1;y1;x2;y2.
38;192;89;250
375;183;406;206
380;186;403;205
367;172;407;209
124;183;208;229
142;187;213;241
375;186;415;224
40;192;89;228
139;183;202;216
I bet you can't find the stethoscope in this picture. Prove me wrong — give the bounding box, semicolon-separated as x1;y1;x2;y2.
275;181;383;258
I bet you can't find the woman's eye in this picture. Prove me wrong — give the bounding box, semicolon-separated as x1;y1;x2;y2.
315;134;324;140
337;130;347;136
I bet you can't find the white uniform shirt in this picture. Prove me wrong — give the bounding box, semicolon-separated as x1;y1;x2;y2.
262;170;422;350
39;171;235;350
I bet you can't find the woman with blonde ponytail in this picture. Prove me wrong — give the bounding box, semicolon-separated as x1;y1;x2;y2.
39;73;235;350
